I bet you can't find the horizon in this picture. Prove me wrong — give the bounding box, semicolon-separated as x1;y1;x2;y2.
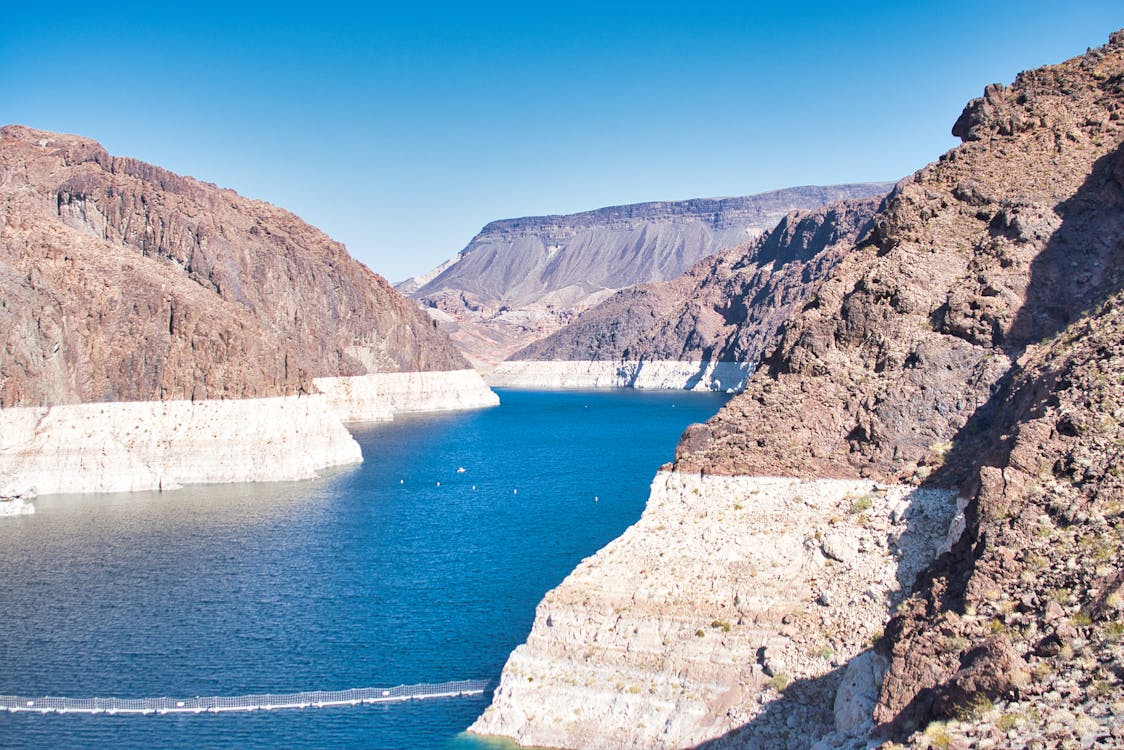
2;2;1121;282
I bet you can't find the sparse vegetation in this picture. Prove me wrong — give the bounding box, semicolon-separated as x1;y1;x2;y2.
850;493;873;514
955;693;994;721
922;720;952;749
767;674;789;692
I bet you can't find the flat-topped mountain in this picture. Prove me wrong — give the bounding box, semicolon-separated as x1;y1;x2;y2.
0;125;467;408
400;183;892;367
503;196;881;371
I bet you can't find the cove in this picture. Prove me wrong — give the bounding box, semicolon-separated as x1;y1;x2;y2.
0;388;727;748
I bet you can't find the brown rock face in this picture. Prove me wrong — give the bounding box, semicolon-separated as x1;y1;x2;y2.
0;126;467;407
510;196;883;366
675;32;1124;483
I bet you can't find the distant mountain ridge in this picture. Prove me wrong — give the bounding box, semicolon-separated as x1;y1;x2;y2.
507;196;883;366
398;183;894;367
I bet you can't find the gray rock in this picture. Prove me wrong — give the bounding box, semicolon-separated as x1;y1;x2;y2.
834;649;887;734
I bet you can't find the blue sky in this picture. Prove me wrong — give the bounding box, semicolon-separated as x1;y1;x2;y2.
2;2;1120;282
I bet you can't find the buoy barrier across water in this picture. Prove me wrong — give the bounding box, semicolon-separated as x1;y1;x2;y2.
0;679;489;715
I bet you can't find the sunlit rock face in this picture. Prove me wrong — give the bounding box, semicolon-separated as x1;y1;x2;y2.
0;124;468;410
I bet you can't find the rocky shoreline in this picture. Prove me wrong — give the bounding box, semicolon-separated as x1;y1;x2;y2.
472;29;1124;749
314;368;498;421
488;360;753;392
470;471;960;748
0;370;497;498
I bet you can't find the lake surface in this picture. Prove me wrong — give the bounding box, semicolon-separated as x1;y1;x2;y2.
0;389;726;748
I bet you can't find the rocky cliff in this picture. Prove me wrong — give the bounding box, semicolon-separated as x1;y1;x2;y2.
401;184;892;367
0;125;468;408
0;127;496;498
474;31;1124;749
493;197;882;390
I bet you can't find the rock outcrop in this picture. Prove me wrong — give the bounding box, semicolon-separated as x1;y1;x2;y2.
471;472;959;748
402;184;892;368
674;36;1124;483
474;30;1124;749
497;197;882;391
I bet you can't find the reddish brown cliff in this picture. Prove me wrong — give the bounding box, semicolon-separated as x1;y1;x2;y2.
0;126;467;407
675;34;1124;483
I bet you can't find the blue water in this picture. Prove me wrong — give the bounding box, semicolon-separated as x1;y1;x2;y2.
0;389;726;748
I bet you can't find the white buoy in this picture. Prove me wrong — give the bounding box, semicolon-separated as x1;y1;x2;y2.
513;488;518;495
472;485;476;490
436;481;441;486
594;496;599;502
400;479;404;484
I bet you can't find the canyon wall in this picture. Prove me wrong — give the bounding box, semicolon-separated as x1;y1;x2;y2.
0;126;496;498
0;124;468;409
474;31;1124;749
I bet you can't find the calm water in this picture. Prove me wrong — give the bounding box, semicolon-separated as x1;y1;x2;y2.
0;389;726;749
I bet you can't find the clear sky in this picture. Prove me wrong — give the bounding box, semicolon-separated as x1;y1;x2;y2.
2;2;1120;282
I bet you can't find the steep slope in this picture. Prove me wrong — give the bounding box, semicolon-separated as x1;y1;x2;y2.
0;126;496;497
402;184;892;367
472;30;1124;749
0;125;467;408
676;40;1124;481
872;284;1124;748
493;196;882;391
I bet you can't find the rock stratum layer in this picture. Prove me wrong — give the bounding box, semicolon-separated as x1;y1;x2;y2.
498;197;882;391
313;369;499;423
0;395;362;496
476;31;1124;749
401;184;891;368
0;125;467;408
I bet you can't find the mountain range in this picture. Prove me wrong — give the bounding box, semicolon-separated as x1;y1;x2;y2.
400;184;892;367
